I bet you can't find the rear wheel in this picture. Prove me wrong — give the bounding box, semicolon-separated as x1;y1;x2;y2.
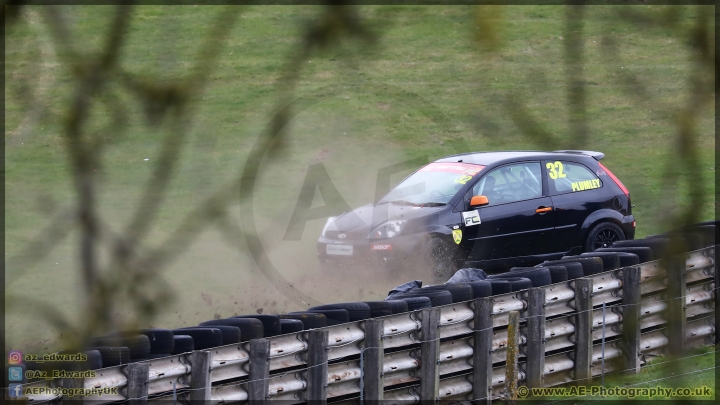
585;222;625;252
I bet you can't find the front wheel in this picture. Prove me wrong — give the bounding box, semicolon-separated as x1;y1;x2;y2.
418;235;459;283
585;222;626;252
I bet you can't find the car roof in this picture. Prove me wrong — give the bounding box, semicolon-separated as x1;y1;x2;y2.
433;150;604;166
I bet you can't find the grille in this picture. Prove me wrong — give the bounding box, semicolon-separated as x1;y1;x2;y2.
324;231;367;241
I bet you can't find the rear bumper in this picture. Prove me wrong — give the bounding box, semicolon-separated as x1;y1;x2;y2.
621;215;636;240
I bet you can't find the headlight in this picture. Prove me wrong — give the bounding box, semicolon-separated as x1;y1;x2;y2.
371;220;407;239
321;217;336;238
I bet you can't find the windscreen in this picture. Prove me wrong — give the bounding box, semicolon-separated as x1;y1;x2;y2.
379;162;485;205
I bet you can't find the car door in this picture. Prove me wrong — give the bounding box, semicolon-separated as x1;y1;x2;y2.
458;161;555;261
544;159;608;253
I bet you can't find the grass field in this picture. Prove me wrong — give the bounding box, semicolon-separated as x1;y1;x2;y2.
4;5;715;352
534;345;716;402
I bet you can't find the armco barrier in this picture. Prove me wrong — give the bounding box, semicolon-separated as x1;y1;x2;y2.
20;246;716;403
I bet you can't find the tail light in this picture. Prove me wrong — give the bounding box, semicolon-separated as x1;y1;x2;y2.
598;162;630;198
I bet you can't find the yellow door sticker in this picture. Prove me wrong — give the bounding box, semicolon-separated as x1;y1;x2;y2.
571;179;601;192
452;229;462;244
546;161;567;180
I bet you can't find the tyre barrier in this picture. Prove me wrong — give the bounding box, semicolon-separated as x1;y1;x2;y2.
596;246;653;263
20;221;713;401
498;267;551;287
308;302;372;322
363;301;393;317
199;318;264;341
541;256;604;276
420;284;474;303
384;299;410;314
279;319;305;334
170;335;194;355
108;328;175;355
392;289;453;307
90;335;151;361
233;315;282;337
171;328;222;350
301;309;349;326
280;312;329;329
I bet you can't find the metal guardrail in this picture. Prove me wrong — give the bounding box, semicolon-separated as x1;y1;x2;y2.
20;246;716;404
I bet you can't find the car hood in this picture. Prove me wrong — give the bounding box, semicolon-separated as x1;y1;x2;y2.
326;203;443;236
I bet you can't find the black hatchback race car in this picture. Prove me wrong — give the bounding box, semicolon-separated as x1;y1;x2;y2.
317;150;635;278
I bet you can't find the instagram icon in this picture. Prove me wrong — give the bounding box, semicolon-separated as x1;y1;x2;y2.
8;351;23;365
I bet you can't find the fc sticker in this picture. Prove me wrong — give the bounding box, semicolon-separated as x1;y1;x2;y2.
462;210;481;226
452;229;463;244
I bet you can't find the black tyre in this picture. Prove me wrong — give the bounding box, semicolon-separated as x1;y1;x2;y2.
421;284;474;303
171;335;194;354
543;257;604;276
393;289;453;307
363;301;393;318
538;266;569;283
86;346;131;367
280;319;305;334
308;302;372;322
487;279;512;295
186;325;240;345
304;309;350;325
171;328;223;350
91;335;151;361
504;277;532;291
685;225;716;247
53;349;104;371
556;262;584;279
611;238;670;259
199;318;264;341
83;349;104;370
613;252;640;267
585;222;626;251
494;268;551;287
384;300;409;314
281;313;328;329
398;296;432;311
576;252;621;271
466;281;493;298
596;247;653;263
234;315;282;337
667;232;704;251
108;328;175;355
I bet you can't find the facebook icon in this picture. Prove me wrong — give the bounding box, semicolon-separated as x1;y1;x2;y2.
8;383;23;398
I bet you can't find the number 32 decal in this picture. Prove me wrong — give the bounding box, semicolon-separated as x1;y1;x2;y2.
546;161;566;180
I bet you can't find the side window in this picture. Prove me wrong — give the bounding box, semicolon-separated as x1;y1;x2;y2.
545;160;602;195
466;162;542;206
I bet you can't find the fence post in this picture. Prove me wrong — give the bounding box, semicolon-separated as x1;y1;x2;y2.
363;319;384;402
127;362;149;405
419;307;441;402
307;330;329;404
249;338;271;403
526;288;546;388
189;351;213;402
60;365;85;405
621;266;642;374
472;297;494;404
504;310;520;402
573;278;593;385
666;254;687;356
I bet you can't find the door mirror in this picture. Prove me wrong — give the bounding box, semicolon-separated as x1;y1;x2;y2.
470;195;489;207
